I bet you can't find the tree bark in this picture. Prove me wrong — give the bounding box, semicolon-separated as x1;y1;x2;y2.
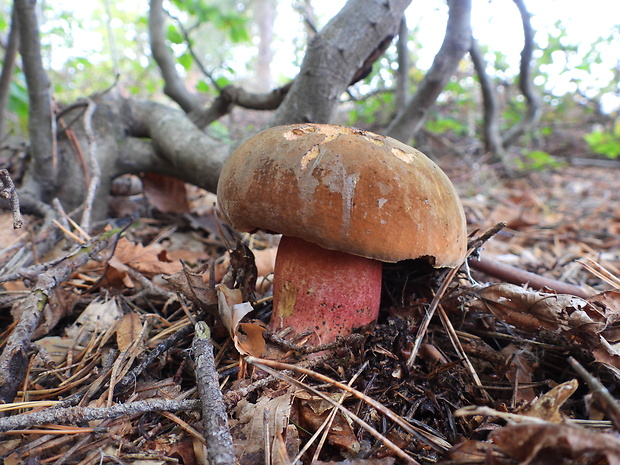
0;6;20;138
272;0;411;125
395;16;409;111
14;0;54;200
149;0;200;113
501;0;541;147
469;39;505;159
385;0;472;143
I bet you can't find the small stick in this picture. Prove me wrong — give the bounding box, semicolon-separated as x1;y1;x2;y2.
193;321;236;465
569;357;620;431
0;169;23;229
0;398;199;433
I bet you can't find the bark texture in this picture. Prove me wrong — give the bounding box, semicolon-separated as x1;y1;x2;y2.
149;0;201;113
385;0;472;143
15;0;54;200
0;6;20;138
272;0;411;125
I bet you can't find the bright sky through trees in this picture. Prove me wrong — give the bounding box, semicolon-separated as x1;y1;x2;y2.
41;0;619;112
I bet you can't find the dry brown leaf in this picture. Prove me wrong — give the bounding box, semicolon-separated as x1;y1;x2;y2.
296;391;361;454
102;237;184;288
166;268;218;313
116;312;142;353
491;423;620;464
65;298;123;345
217;284;265;356
501;344;536;403
34;336;75;365
520;379;578;422
474;283;603;332
141;172;190;214
231;390;298;465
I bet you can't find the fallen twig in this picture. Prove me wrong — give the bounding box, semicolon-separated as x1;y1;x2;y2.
0;169;23;228
193;321;236;465
469;255;593;298
0;398;199;433
0;229;121;403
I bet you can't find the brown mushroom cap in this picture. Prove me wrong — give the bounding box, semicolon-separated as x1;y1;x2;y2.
217;124;467;267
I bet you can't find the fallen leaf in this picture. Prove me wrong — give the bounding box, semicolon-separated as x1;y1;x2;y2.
473;283;603;332
116;312;142;353
231;390;298;465
65;298;123;345
141;172;189;214
520;379;578;422
217;284;265;356
491;423;620;464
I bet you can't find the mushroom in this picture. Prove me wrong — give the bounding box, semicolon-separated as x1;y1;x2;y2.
217;124;467;345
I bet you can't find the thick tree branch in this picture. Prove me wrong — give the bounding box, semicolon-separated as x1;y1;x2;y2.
14;0;54;198
118;99;228;193
385;0;472;143
469;39;505;159
501;0;541;147
395;16;409;110
149;0;201;113
272;0;411;125
0;6;20;138
190;83;292;129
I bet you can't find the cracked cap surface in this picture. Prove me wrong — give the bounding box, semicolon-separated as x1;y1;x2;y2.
217;123;467;267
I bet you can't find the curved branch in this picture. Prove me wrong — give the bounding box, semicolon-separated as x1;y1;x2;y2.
190;83;292;129
15;0;54;197
395;16;409;110
272;0;411;125
0;6;20;138
469;38;505;159
501;0;541;147
385;0;472;143
149;0;201;113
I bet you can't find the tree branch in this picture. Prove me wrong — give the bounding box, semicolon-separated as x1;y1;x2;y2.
385;0;472;143
0;5;20;138
469;38;505;159
14;0;54;198
190;83;292;129
501;0;541;147
272;0;411;125
395;16;409;110
149;0;201;113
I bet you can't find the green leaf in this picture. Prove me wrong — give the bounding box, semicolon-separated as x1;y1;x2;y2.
178;53;193;71
196;80;211;93
215;76;232;88
167;24;184;44
584;130;620;159
517;150;563;171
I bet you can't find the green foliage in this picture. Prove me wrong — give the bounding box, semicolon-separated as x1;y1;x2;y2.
516;150;564;171
426;117;467;136
166;24;184;44
346;92;394;127
584;126;620;159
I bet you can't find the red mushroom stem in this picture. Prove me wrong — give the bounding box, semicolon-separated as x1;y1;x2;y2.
270;235;382;345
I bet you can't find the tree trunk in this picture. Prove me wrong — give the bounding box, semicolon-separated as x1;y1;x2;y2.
272;0;411;125
254;0;276;92
15;0;54;200
385;0;472;143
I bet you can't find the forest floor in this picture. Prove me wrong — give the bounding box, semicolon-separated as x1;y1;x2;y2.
0;150;619;465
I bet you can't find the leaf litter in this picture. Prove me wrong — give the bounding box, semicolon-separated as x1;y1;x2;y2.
0;160;619;464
